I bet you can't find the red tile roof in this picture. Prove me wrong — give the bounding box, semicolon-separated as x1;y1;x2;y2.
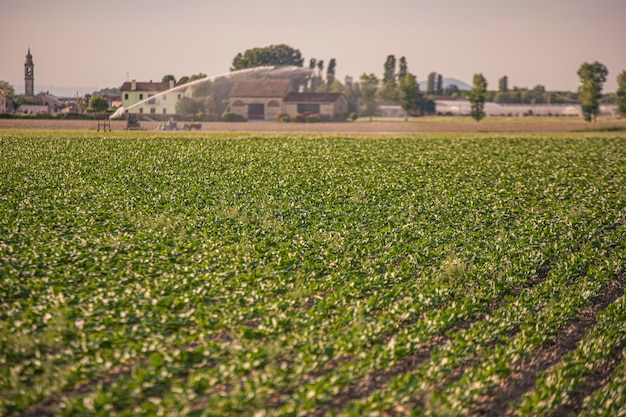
229;79;293;98
120;81;182;92
283;92;345;103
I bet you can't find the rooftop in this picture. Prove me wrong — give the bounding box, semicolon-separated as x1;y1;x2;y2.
284;92;345;103
229;79;293;98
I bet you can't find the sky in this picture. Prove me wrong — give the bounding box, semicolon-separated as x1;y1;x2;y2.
1;0;625;96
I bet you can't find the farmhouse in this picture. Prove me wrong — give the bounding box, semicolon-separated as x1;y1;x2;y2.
229;79;293;120
229;79;348;121
120;79;184;115
16;104;50;114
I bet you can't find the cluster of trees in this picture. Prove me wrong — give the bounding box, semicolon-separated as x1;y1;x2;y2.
231;44;304;71
488;76;578;105
477;61;621;122
359;55;423;120
216;45;626;123
0;81;42;110
175;76;232;120
126;47;626;122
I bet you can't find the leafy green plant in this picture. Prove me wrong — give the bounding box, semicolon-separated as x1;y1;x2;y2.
0;133;624;416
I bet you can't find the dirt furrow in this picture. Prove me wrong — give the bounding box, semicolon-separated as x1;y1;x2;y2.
466;273;626;417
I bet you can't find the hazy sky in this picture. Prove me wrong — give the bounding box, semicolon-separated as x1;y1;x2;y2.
2;0;625;95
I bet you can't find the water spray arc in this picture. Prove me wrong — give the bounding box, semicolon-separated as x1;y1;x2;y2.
110;66;312;120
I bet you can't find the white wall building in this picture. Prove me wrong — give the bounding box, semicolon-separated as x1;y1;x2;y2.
120;80;184;115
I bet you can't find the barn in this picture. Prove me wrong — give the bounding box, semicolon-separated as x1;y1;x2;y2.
228;79;348;121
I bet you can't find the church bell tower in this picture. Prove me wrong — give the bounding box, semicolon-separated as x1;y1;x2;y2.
24;48;34;96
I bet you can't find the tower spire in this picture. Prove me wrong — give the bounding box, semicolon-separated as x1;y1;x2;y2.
25;48;34;96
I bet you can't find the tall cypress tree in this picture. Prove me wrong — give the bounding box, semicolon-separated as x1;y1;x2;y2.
327;59;337;85
427;72;436;95
383;55;397;84
498;75;509;92
398;56;408;80
617;70;626;117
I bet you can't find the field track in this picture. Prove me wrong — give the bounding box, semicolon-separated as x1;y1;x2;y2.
1;117;626;133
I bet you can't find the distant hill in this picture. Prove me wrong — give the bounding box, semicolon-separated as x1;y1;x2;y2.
419;77;472;92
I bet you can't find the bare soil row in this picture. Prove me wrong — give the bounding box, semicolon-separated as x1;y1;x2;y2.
1;118;625;133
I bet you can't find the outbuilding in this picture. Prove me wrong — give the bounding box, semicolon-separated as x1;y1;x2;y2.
228;79;348;121
229;79;293;120
283;92;348;121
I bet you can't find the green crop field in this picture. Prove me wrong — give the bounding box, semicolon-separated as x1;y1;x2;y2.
1;132;625;417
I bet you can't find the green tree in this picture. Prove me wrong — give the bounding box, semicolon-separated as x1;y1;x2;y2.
577;61;608;122
383;55;396;84
178;76;190;84
378;80;400;103
470;73;487;122
498;75;508;92
426;72;436;95
378;55;400;102
175;96;203;118
161;74;176;83
188;73;207;82
89;96;109;112
398;56;408;80
326;58;336;85
399;73;419;121
414;94;435;115
617;70;626;117
436;74;443;95
231;44;304;71
443;84;460;97
0;80;15;99
189;76;233;117
360;73;379;121
343;76;361;114
316;79;344;94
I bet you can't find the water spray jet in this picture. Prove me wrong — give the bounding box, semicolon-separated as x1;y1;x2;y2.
110;65;312;119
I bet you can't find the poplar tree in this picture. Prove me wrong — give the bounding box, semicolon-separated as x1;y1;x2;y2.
617;70;626;117
379;55;399;102
327;59;337;85
398;56;408;79
427;72;436;95
470;73;487;122
383;55;397;84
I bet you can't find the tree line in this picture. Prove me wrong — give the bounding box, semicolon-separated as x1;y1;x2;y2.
223;45;626;122
1;44;625;122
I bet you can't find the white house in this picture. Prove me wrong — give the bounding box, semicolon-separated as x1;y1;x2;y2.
120;80;184;116
16;104;49;114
